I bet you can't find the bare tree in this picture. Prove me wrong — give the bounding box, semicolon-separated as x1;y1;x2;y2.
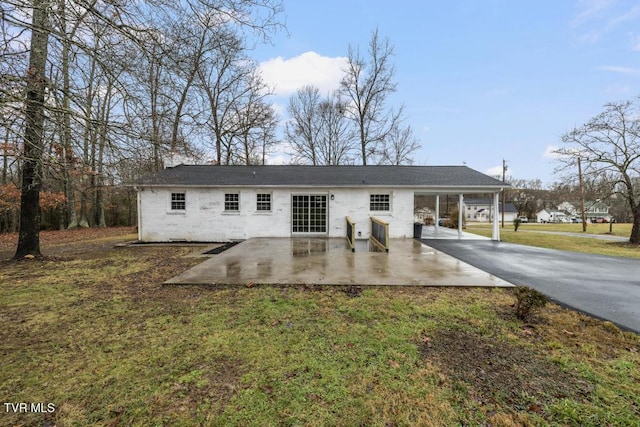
556;99;640;244
14;0;50;259
340;28;402;165
53;0;92;229
316;94;355;165
4;0;284;258
380;123;420;165
1;2;29;196
285;85;321;165
232;75;278;165
286;87;355;165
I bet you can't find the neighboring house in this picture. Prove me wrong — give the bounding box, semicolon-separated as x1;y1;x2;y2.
536;209;570;223
136;165;510;242
584;201;612;222
414;207;434;224
463;199;518;223
551;200;612;222
557;202;577;216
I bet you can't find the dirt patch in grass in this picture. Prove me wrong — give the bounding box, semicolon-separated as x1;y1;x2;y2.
420;328;593;419
155;356;247;421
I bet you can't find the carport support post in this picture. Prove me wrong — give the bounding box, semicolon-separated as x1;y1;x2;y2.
492;191;500;241
435;194;440;235
458;194;464;238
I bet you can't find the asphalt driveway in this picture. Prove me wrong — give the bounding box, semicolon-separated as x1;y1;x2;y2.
419;239;640;334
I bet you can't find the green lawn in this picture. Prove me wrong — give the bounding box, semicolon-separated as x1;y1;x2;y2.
466;223;640;258
1;228;639;426
516;222;631;237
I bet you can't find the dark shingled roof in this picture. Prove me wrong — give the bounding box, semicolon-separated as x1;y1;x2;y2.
138;165;509;189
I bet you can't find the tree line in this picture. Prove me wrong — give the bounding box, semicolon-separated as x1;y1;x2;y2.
3;1;638;255
2;0;288;257
2;2;424;258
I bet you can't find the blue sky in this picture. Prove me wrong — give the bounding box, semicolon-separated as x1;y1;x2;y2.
255;1;640;184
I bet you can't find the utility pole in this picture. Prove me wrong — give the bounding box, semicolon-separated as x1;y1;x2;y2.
578;157;587;232
501;159;507;228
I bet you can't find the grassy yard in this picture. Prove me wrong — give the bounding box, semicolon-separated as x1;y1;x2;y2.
466;223;640;259
1;228;639;426
514;222;632;237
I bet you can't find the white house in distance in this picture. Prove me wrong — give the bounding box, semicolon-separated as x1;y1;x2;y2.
538;201;612;223
463;198;518;223
136;165;510;242
585;201;612;222
557;201;576;215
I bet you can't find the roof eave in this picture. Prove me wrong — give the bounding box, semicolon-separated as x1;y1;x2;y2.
136;183;510;191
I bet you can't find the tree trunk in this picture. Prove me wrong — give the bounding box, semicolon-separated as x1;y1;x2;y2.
14;1;49;260
149;49;163;171
630;206;640;244
2;127;10;185
95;86;111;228
360;121;367;165
78;48;98;229
60;0;78;229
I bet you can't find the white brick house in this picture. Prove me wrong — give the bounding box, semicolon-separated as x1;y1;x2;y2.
136;165;509;242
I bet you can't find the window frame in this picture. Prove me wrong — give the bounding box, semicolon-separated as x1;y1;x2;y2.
170;192;186;212
224;192;240;212
256;193;272;212
369;193;391;212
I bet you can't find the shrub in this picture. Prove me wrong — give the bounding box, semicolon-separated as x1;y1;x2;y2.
513;286;548;320
447;207;465;229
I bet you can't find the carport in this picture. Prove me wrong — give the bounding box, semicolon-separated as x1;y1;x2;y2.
415;191;503;241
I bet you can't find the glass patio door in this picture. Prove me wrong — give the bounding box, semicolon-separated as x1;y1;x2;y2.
291;195;327;234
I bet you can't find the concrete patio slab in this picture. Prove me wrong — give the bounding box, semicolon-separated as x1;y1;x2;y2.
165;238;513;287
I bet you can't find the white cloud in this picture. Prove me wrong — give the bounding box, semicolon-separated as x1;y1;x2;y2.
599;65;640;76
543;145;561;159
269;101;286;118
264;141;294;165
259;51;348;98
571;1;640;44
485;165;504;177
606;4;640;30
571;0;615;28
266;153;292;165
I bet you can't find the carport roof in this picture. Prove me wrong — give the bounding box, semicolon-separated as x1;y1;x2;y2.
138;164;509;190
